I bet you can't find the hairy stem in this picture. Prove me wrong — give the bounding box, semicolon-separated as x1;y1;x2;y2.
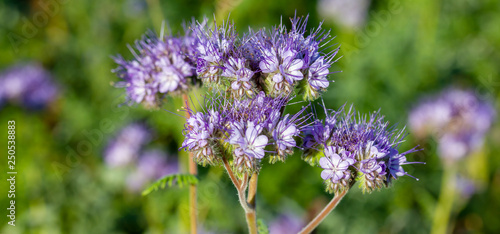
222;158;252;212
431;165;457;234
245;172;258;234
298;190;348;234
222;157;241;188
182;93;198;234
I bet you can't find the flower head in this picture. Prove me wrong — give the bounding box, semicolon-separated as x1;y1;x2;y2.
254;15;339;100
191;15;339;101
113;27;196;108
304;104;422;193
181;91;308;172
320;146;356;192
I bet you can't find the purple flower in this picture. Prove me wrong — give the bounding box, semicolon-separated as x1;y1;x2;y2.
409;88;495;162
113;28;195;108
0;63;59;110
222;57;255;97
192;18;238;83
104;123;151;168
317;0;370;29
182;111;221;166
269;213;304;234
307;56;331;89
455;176;478;199
126;149;179;192
304;104;422;193
274;116;299;151
231;121;268;159
181;91;307;171
254;15;339;99
320;146;356;183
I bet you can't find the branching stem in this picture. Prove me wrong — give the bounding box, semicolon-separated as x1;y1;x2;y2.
298;190;348;234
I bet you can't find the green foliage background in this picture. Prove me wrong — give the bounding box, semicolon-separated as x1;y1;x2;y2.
0;0;499;233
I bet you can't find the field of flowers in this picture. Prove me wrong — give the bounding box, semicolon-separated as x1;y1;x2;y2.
0;0;499;233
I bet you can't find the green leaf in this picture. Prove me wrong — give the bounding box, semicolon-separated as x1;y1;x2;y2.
142;173;198;196
257;219;269;234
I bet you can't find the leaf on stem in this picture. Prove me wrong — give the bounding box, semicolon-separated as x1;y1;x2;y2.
142;173;199;196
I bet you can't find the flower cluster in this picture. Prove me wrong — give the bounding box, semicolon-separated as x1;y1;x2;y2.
181;91;308;171
0;63;59;110
113;28;196;108
191;15;339;100
254;16;339;100
409;88;495;162
303;105;421;193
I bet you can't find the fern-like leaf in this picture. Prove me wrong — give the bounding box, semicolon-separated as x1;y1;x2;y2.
142;173;198;196
257;219;269;234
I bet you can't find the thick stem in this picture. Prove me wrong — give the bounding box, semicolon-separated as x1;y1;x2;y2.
245;212;257;234
431;165;457;234
182;94;198;234
298;190;348;234
245;172;258;234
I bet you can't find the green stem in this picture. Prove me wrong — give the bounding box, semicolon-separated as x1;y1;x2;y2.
298;190;348;234
431;165;457;234
182;94;198;234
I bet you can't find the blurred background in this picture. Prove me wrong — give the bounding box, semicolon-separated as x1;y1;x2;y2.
1;0;499;233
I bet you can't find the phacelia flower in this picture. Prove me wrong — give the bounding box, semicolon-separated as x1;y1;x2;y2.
0;63;59;110
222;57;255;97
182;111;224;166
192;18;238;84
254;15;339;100
113;27;196;108
191;15;339;101
181;91;308;172
320;146;356;192
230;121;268;170
304;104;422;193
409;88;495;162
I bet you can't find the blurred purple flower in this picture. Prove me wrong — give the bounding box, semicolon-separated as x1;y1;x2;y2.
409;88;496;161
455;176;477;200
104;123;151;168
317;0;371;29
0;63;59;110
269;213;304;234
126;149;179;192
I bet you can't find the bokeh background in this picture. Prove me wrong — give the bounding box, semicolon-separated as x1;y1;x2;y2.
1;0;500;233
